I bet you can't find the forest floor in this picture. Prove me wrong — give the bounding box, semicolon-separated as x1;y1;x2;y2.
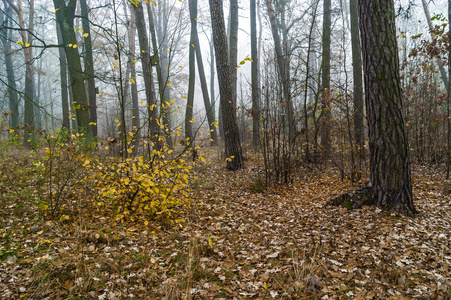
1;147;450;299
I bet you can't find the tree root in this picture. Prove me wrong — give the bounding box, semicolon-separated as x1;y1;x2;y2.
324;183;374;210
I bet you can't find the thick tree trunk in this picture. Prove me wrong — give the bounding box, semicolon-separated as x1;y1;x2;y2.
54;0;93;141
209;0;244;170
358;0;416;216
321;0;332;154
447;0;451;178
80;0;97;137
250;0;260;147
350;0;364;160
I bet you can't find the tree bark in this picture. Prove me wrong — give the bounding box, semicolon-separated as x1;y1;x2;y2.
7;0;35;147
189;0;218;145
132;1;158;143
53;0;93;141
0;5;19;130
80;0;97;137
185;0;196;141
358;0;416;216
265;0;295;141
250;0;260;147
229;0;238;109
321;0;332;154
209;0;244;170
420;0;449;92
350;0;364;161
56;22;70;130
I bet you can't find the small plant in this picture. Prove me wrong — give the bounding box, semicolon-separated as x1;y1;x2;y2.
249;177;265;193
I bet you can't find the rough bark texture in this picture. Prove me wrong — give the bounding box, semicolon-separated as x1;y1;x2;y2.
54;0;93;141
448;0;451;179
321;0;332;154
209;0;244;170
350;0;364;158
358;0;416;216
80;0;97;137
250;0;260;147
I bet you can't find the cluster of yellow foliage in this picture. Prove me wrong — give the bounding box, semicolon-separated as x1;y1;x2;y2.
86;145;195;224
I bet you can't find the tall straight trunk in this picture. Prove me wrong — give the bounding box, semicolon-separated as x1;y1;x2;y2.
250;0;260;147
146;1;171;146
189;0;218;145
350;0;364;160
209;0;244;170
80;0;97;137
265;0;295;141
421;0;449;91
127;3;140;141
35;51;42;128
321;0;332;154
185;2;195;141
229;0;238;109
7;0;35;147
358;0;416;216
0;6;19;129
56;23;70;130
54;0;93;141
132;2;158;142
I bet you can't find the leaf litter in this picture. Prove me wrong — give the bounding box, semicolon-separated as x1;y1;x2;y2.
0;152;450;299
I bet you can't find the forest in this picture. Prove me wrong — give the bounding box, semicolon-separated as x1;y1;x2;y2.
0;0;450;298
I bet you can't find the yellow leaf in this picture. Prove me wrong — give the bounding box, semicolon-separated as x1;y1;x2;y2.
83;33;89;37
127;149;133;153
16;41;24;45
25;43;30;47
236;66;241;69
54;8;60;13
130;78;135;84
73;44;78;48
99;94;103;97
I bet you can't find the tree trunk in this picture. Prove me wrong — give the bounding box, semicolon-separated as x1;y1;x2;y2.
229;0;238;109
7;0;35;147
189;0;218;145
209;0;244;170
132;1;158;143
358;0;416;216
265;0;295;141
420;0;449;91
54;0;93;142
0;6;19;130
321;0;332;154
350;0;364;161
124;3;140;143
250;0;260;147
146;1;172;146
80;0;97;137
56;22;70;130
185;0;196;141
